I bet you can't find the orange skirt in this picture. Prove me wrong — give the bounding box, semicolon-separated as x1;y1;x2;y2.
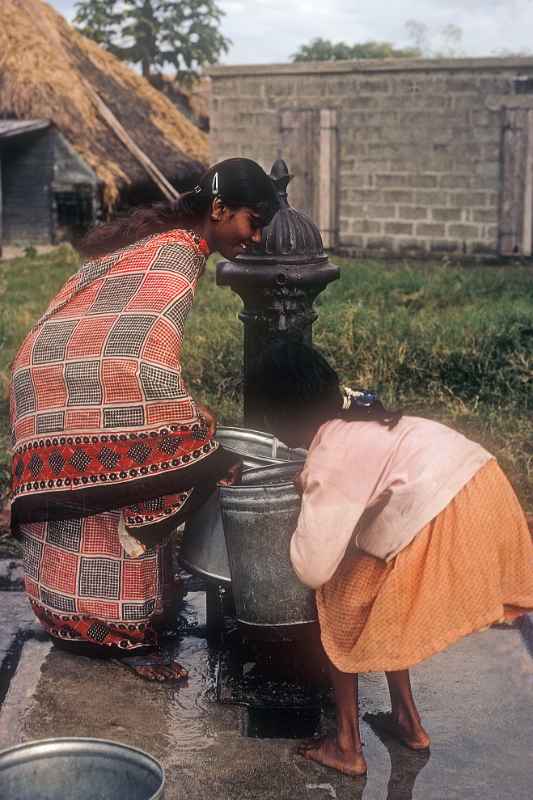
316;460;533;673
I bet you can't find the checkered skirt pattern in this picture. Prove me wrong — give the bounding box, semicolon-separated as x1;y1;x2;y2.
10;229;217;525
20;512;170;650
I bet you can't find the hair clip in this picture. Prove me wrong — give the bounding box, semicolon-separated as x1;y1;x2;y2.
342;387;376;410
212;172;219;196
193;185;203;194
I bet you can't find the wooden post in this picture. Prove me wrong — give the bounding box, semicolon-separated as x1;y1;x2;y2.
500;108;533;256
319;109;337;250
83;80;179;202
279;109;317;218
523;110;533;256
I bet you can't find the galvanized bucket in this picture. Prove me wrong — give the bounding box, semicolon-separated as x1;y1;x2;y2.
0;738;164;800
219;464;317;639
179;487;230;584
179;427;306;584
215;426;306;468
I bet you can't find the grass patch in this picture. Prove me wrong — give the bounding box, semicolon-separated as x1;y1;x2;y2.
0;246;81;494
1;250;532;511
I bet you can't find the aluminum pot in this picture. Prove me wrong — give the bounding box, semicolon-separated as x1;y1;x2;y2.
219;466;317;639
0;738;164;800
179;427;306;584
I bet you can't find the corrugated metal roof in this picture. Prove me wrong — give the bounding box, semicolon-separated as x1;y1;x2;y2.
0;119;50;139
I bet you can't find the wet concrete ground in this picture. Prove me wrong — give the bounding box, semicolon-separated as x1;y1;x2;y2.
1;570;532;799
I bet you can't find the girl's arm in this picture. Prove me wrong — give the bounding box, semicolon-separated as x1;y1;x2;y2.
290;435;379;589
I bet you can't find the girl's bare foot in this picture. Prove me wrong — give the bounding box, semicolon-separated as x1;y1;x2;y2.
297;735;368;777
364;711;430;751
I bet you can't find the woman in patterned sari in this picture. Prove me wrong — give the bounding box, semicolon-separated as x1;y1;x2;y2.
9;158;279;681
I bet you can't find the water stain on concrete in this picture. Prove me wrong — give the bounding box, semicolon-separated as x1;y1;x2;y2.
5;587;533;800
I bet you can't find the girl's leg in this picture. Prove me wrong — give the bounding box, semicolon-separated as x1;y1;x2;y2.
365;670;430;750
299;660;367;777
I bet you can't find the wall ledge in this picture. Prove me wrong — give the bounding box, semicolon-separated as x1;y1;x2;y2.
208;56;533;79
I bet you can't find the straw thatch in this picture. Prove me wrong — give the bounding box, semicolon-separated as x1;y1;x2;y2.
0;0;210;207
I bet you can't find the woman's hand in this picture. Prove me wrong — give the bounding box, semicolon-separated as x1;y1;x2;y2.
218;461;243;487
196;402;217;438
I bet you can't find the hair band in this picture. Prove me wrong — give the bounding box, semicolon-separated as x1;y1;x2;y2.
342;387;377;410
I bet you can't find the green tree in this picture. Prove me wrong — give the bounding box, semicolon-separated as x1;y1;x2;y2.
74;0;230;82
291;37;421;62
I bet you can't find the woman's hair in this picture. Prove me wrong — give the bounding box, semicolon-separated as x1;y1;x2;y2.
80;157;280;258
253;339;402;429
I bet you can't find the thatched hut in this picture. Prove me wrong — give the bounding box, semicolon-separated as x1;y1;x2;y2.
0;0;209;248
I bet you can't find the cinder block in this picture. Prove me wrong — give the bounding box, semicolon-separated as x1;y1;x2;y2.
365;237;395;251
414;190;445;206
432;208;464;222
359;80;391;93
450;191;489;207
352;220;383;234
447;78;476;92
407;174;438;188
478;77;514;94
375;174;410;188
475;174;500;191
469;240;496;254
368;204;397;219
399;206;429;220
397;239;429;255
349;189;385;203
447;224;482;239
416;223;447;237
383;190;415;204
453;94;483;111
384;222;414;235
472;208;499;224
439;175;472;189
430;239;461;253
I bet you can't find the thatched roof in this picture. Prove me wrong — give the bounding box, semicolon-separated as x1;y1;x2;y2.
0;0;210;206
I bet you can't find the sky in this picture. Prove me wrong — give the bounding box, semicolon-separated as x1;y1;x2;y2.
48;0;533;65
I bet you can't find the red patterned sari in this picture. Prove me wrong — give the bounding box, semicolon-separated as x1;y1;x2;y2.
10;229;235;649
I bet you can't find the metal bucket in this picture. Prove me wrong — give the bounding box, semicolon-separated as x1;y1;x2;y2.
179;427;306;584
0;738;164;800
179;488;230;584
215;426;306;468
219;464;317;639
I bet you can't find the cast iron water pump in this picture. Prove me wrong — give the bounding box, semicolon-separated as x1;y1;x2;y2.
216;159;340;428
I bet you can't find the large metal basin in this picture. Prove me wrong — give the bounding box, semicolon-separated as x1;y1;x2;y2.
0;738;164;800
179;427;306;584
219;468;317;639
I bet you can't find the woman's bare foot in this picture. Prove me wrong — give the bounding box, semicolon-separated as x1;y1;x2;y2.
364;711;430;751
297;736;368;777
116;653;189;683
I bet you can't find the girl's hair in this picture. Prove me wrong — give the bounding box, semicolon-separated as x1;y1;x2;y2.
80;157;280;258
253;339;402;429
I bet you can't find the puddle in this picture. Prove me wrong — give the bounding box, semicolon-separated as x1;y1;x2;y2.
165;586;327;744
164;592;218;753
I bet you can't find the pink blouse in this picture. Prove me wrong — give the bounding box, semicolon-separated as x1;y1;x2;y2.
290;416;493;588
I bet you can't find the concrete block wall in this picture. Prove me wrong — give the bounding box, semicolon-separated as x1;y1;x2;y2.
209;58;533;257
